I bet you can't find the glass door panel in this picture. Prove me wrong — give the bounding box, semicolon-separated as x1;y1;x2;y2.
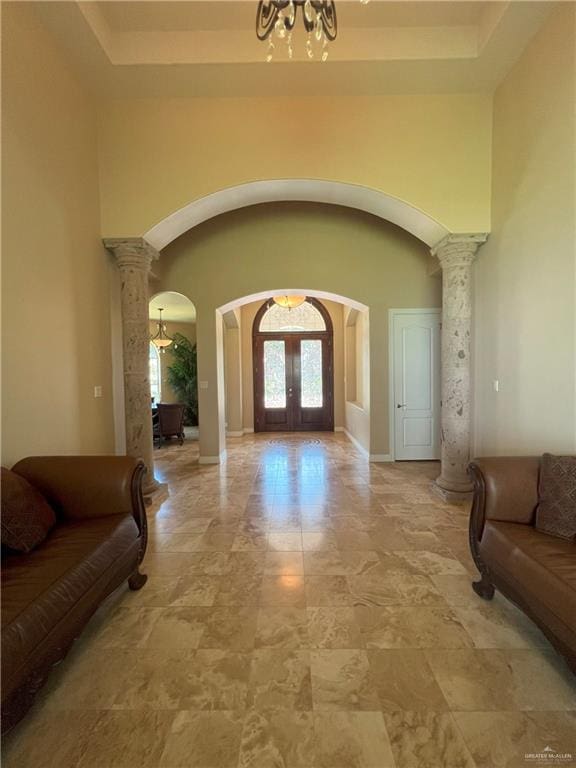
263;340;287;408
300;339;323;408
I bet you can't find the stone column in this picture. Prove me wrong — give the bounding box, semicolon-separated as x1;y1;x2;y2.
104;238;159;494
432;233;487;502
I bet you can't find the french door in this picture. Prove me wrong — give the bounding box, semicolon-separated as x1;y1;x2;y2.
253;333;334;432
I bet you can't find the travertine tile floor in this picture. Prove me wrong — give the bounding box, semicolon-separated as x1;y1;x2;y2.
3;433;576;767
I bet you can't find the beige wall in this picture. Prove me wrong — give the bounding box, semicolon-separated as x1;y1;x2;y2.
238;298;345;434
148;319;196;404
97;94;492;238
1;3;115;466
224;326;243;435
156;202;441;459
473;3;576;456
343;307;371;453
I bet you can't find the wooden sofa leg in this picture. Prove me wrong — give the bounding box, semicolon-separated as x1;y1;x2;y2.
472;572;495;600
128;568;148;591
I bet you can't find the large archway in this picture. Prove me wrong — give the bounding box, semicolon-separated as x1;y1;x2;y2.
106;185;487;500
143;179;450;251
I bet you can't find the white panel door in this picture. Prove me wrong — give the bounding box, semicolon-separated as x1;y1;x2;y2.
393;311;440;460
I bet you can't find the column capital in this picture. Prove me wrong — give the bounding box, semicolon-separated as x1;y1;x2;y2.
103;237;160;271
431;233;488;268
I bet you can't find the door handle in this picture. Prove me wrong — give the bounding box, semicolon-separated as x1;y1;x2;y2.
397;403;407;409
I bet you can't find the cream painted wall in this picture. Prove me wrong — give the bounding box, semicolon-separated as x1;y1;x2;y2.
97;94;492;238
148;320;196;404
224;320;244;435
1;3;115;465
156;202;441;459
473;3;576;455
238;298;345;434
343;308;371;453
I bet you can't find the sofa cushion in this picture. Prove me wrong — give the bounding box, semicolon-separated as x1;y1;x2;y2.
1;513;139;692
535;453;576;541
1;468;56;553
480;521;576;638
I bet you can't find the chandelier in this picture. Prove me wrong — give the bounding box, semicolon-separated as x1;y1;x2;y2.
150;308;177;354
256;0;336;61
273;295;307;309
257;0;369;61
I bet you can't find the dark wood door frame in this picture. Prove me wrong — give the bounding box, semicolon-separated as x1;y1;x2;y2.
253;297;334;433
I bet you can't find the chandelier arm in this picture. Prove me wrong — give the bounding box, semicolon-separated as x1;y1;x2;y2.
318;1;337;40
256;1;283;40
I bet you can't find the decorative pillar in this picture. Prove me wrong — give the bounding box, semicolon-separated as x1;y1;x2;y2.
104;238;160;494
432;233;488;502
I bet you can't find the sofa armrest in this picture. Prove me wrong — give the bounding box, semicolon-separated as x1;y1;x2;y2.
469;456;540;535
11;456;147;533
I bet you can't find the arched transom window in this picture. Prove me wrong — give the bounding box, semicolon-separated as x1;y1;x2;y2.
259;300;327;333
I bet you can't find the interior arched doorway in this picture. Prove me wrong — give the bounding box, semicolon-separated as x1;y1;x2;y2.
148;291;197;451
252;297;334;432
215;289;370;463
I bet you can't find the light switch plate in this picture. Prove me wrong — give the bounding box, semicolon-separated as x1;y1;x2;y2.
493;380;499;392
199;381;208;389
94;385;103;398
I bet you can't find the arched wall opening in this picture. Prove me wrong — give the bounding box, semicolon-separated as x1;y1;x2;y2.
151;201;441;462
144;179;450;252
217;292;370;455
147;290;198;450
148;291;198;412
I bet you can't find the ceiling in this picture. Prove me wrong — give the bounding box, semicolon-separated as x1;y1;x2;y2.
149;292;196;323
35;1;553;97
98;1;487;32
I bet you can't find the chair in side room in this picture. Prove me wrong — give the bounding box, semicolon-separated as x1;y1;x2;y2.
153;403;186;446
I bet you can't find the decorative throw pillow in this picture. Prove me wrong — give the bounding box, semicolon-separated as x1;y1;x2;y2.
535;454;576;541
1;468;56;553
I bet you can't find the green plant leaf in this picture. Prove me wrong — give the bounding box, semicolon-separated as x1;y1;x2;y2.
166;333;198;425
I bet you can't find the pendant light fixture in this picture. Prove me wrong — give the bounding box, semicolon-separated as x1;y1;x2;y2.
150;308;176;354
273;295;307;309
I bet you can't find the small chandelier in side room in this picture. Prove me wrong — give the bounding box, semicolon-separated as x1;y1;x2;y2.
273;295;307;309
256;0;369;62
150;308;177;354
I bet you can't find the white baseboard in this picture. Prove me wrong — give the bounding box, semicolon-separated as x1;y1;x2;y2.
199;449;227;464
343;429;369;458
369;453;393;463
226;428;254;437
198;456;219;464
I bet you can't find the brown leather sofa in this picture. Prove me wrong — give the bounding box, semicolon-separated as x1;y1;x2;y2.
1;456;148;733
469;457;576;673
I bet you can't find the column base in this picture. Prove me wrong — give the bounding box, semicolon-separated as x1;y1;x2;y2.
142;476;167;502
432;478;473;504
